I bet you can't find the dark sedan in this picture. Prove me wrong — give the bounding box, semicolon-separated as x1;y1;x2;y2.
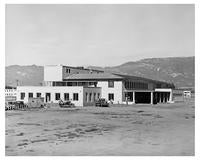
95;98;109;107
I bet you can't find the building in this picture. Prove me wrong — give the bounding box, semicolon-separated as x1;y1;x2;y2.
5;86;17;104
16;65;175;106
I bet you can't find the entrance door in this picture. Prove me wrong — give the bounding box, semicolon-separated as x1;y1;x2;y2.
45;93;51;103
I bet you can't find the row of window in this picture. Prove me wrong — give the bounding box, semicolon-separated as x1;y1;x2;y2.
84;93;114;102
47;81;115;87
5;89;16;92
20;92;79;101
125;81;148;90
52;81;97;87
5;93;17;96
85;92;101;102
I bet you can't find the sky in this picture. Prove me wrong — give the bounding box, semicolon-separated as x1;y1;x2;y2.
5;4;194;67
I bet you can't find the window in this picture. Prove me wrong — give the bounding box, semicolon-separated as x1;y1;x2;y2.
66;68;71;73
21;92;25;100
108;93;114;101
36;93;41;98
85;92;88;102
89;93;92;102
73;93;79;101
28;93;33;98
108;81;114;88
93;93;96;101
64;93;69;101
55;93;60;100
97;93;100;99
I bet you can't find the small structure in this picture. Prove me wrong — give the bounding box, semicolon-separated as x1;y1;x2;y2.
27;97;45;108
183;90;191;98
5;86;17;104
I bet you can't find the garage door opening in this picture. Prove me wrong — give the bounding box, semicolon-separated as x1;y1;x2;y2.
135;92;151;104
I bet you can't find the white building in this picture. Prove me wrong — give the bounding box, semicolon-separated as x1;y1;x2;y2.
5;86;17;103
16;65;174;106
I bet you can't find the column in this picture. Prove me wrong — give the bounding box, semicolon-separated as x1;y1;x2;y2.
133;91;135;104
150;92;153;104
169;90;173;102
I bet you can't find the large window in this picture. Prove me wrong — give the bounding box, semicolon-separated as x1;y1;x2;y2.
28;93;33;98
108;81;114;88
89;93;92;102
55;93;60;100
108;93;114;101
73;93;79;101
36;93;41;98
64;93;69;101
20;92;25;100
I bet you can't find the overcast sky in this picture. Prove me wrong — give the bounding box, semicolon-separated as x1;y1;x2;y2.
6;4;194;67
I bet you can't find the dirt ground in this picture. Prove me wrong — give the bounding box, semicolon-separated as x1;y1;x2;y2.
5;99;195;156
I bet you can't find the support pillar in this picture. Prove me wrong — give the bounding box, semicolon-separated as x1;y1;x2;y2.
169;91;173;102
150;92;153;104
133;91;135;104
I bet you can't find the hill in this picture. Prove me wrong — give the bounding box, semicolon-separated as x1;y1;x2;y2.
6;65;43;87
89;56;195;88
5;57;194;88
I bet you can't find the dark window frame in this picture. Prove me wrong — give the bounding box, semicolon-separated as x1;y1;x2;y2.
73;93;79;101
64;93;69;101
36;93;41;98
55;93;60;100
28;92;33;98
21;92;25;100
108;93;114;101
108;80;114;88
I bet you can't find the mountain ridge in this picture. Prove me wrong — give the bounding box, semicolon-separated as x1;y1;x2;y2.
6;56;194;88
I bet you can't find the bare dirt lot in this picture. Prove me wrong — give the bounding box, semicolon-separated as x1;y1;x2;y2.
6;99;194;156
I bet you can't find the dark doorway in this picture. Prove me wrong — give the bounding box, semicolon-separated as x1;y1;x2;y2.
45;93;51;103
125;92;133;102
135;92;151;104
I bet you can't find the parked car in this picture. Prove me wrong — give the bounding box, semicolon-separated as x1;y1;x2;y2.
59;99;75;108
95;98;109;107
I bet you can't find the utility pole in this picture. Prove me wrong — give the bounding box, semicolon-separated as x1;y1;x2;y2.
16;79;19;86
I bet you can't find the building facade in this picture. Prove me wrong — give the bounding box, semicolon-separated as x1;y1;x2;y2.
16;65;175;106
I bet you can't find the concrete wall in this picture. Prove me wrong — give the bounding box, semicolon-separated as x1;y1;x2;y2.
83;87;101;106
44;65;63;82
97;81;123;104
16;86;84;106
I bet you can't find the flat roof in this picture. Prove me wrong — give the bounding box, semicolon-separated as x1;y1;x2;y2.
64;73;124;81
